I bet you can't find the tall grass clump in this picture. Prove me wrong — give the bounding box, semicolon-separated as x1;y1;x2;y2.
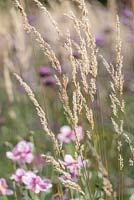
0;0;134;200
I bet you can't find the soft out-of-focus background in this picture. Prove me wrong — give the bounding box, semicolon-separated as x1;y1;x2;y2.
0;0;134;199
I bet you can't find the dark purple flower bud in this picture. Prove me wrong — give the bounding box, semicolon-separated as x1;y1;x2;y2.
38;66;52;77
73;51;81;59
51;189;68;200
42;77;56;87
95;35;105;47
122;8;133;19
51;194;61;200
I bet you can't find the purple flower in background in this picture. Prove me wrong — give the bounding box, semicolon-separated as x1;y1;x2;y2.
57;125;83;144
42;76;56;86
121;17;130;26
122;8;133;19
11;168;26;183
51;194;62;200
71;126;83;141
60;155;86;179
22;172;52;193
0;178;13;196
95;35;105;47
121;8;134;28
38;66;56;87
73;51;81;59
63;155;84;168
6;140;34;164
38;66;52;77
57;126;72;143
27;15;37;25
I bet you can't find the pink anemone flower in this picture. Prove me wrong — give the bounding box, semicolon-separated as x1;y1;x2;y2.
11;168;26;183
6;140;34;164
22;171;52;194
